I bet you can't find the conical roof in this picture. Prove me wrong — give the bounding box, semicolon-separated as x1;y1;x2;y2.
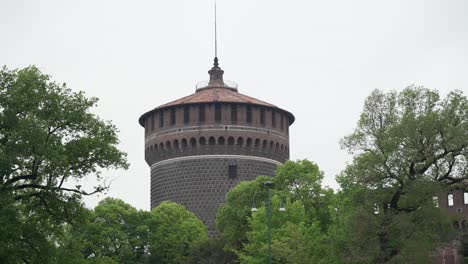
138;58;295;126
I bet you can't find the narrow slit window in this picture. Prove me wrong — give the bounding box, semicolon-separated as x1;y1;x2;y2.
448;194;454;206
170;108;176;125
272;111;276;127
246;106;252;123
159;111;164;128
280;114;284;130
184;106;190;124
199;105;205;122
228;161;237;179
231;104;237;123
215;104;222;122
260;108;265;125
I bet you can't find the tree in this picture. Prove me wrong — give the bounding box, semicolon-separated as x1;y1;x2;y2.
0;66;128;262
239;197;327;264
71;198;152;263
187;237;237;264
336;86;467;262
148;201;208;264
216;160;334;260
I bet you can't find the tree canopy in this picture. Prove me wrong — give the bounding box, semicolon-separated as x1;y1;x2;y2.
335;86;467;263
216;160;334;262
0;66;128;263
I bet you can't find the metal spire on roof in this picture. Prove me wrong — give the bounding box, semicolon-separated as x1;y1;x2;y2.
214;1;218;61
208;1;224;87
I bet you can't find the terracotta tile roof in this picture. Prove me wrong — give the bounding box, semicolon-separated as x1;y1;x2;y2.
138;87;295;126
157;87;277;109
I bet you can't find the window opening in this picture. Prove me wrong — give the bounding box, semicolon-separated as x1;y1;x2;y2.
231;104;237;123
170;108;176;125
184;106;190;124
246;106;252;123
215;104;222;122
159;111;164;128
199;105;205;122
228;160;237;179
260;108;265;125
448;194;454;206
272;111;276;127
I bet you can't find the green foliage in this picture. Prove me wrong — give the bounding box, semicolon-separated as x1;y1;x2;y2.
216;176;271;249
216;160;334;262
334;86;467;263
239;197;327;264
73;198;152;263
149;201;208;264
187;237;237;264
0;66;128;263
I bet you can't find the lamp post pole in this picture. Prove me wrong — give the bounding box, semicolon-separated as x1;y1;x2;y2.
264;181;273;264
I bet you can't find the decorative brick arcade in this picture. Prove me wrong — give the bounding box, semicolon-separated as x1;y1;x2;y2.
139;57;295;234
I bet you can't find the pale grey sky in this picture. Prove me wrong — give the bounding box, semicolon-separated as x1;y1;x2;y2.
1;0;467;210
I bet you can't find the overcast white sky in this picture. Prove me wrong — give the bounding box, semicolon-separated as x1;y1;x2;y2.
1;0;467;210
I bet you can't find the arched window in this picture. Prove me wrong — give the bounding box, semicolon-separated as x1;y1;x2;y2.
218;137;225;145
237;137;243;146
165;141;171;151
262;140;268;150
154;144;158;151
255;139;260;148
199;137;206;146
276;142;279;151
246;138;252;147
181;138;188;149
209;137;216;145
269;141;274;150
281;144;284;151
150;146;153;152
159;143;164;151
228;137;235;145
190;138;197;147
173;140;179;150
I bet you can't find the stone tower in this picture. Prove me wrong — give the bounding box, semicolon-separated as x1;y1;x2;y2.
139;57;295;233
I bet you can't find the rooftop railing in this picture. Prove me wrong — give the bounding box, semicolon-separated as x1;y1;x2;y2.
195;80;238;91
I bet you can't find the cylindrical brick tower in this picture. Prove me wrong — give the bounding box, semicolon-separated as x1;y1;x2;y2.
139;57;295;233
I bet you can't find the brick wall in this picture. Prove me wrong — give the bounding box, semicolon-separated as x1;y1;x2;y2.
150;156;279;234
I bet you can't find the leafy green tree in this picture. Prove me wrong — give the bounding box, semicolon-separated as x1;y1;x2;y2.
335;86;467;263
216;160;334;260
239;197;327;264
148;201;208;264
0;66;128;263
73;198;152;263
216;176;271;250
187;237;237;264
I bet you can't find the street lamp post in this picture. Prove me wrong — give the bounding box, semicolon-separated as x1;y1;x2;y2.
264;181;273;264
251;181;285;264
